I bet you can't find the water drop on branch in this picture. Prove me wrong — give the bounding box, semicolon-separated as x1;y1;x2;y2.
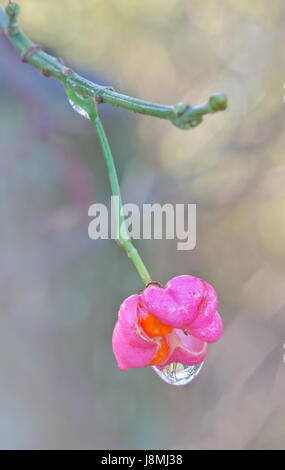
68;98;90;120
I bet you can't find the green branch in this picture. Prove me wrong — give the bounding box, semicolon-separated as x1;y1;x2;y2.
0;2;227;130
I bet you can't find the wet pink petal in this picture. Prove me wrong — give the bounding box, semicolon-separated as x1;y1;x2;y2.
156;330;208;369
189;281;218;330
112;294;157;370
112;322;157;370
141;275;206;328
190;311;223;343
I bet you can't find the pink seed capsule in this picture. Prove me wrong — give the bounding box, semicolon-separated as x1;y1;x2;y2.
112;275;223;376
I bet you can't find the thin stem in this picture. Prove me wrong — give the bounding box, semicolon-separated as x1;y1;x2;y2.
0;2;227;130
91;109;152;285
71;90;152;285
119;240;152;286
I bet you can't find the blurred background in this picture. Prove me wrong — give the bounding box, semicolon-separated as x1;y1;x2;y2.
0;0;285;450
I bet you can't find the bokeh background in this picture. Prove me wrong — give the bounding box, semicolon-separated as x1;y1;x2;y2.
0;0;285;450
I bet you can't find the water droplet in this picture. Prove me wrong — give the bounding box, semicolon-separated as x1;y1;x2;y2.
152;361;204;386
68;98;90;119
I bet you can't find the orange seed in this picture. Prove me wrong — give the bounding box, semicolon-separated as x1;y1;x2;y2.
139;312;173;338
150;337;169;365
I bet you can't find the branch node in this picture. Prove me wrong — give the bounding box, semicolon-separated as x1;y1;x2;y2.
170;103;203;130
61;66;73;76
209;93;227;112
21;45;42;63
92;95;103;104
5;1;20;36
5;1;20;18
41;68;51;78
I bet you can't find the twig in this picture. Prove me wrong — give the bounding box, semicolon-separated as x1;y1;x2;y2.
0;2;227;130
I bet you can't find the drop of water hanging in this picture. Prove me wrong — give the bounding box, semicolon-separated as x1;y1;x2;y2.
152;361;204;386
68;98;90;120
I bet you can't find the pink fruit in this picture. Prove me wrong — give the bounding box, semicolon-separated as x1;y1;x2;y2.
112;275;223;371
